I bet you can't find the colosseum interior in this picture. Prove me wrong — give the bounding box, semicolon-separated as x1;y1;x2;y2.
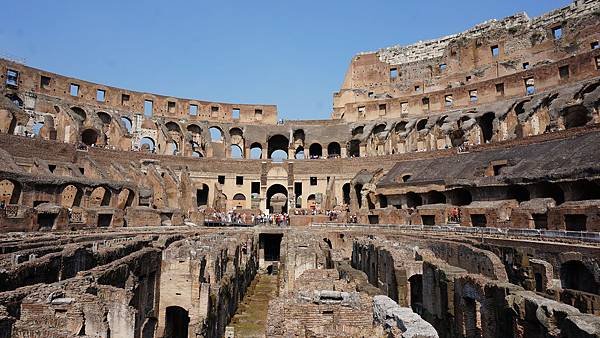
1;1;600;337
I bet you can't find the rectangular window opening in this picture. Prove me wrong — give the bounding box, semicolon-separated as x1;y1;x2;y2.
378;104;386;116
40;75;51;89
368;91;374;98
232;108;240;119
96;89;105;102
559;65;570;79
310;177;317;186
236;176;244;185
400;102;409;116
495;83;505;96
552;26;562;40
144;100;153;117
218;175;225;185
6;69;18;87
591;41;599;50
70;83;80;97
390;68;398;79
595;56;600;70
445;94;453;107
189;104;198;116
422;97;430;110
525;78;535;95
357;106;366;115
415;85;421;92
167;101;176;113
439;63;447;71
491;45;499;57
469;90;478;102
466;75;472;82
121;94;130;105
523;62;530;70
251;182;261;195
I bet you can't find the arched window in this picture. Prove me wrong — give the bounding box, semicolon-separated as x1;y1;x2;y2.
121;117;132;133
230;144;243;159
81;129;99;146
209;127;223;142
309;143;322;159
250;143;262;159
140;137;156;152
327;142;341;157
268;134;289;160
295;146;305;159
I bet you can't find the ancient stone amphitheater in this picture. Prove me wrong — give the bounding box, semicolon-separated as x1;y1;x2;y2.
1;1;600;337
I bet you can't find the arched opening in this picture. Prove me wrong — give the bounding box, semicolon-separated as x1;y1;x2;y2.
32;122;44;136
97;112;112;125
450;129;465;147
395;121;408;133
295;146;305;159
267;134;289;160
507;185;530;202
406;192;422;208
267;184;288;214
534;182;564;205
448;188;472;206
293;129;305;142
230;144;243;159
70;107;86;122
477;112;495;143
352;126;364;136
81;129;99;146
187;124;202;138
167;141;179;155
139;137;156;152
426;190;446;204
307;194;317;210
165;306;189;338
100;188;111;206
354;184;363;209
60;185;83;208
5;94;23;107
232;193;246;209
209;127;223;142
560;261;599;294
120;117;132;133
373;124;386;138
342;183;351;205
165;121;181;133
570;180;600;200
327;142;341;157
250;143;262;159
416;119;428;131
0;179;21;205
309;143;322;159
192;151;203;158
197;184;209;207
562;106;591;129
409;274;423;314
348;140;360;157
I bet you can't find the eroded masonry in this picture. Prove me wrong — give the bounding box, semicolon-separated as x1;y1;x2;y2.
0;0;600;337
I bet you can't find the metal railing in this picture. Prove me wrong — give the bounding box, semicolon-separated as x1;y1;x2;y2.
310;223;600;243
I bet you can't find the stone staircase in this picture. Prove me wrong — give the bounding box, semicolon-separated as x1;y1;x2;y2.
228;273;279;338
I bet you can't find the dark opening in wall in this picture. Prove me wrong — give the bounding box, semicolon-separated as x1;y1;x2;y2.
409;274;423;314
97;214;112;227
37;213;56;230
564;214;586;231
218;175;225;185
523;62;530;70
535;272;544;292
592;41;599;50
259;233;283;261
562;106;591;129
406;192;422;208
309;143;322;158
533;213;548;230
507;185;530;202
252;182;261;195
294;182;302;208
471;214;487;227
496;83;505;96
121;94;130;105
40;75;51;89
525;78;535;95
167;101;176;113
232;108;240;119
327;142;341;157
478;112;495;143
560;261;599;294
48;164;56;173
559;65;570;79
165;306;189;338
379;195;388;208
390;68;398;79
81;129;99;146
355;184;363;208
348;140;360;157
196;184;209;207
416;119;427;131
463;297;482;337
421;215;435;226
310;177;317;186
368;215;379;224
342;183;351;205
236;176;243;185
422;97;430;110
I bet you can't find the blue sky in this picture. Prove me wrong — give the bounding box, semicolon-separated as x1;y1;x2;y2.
1;0;571;120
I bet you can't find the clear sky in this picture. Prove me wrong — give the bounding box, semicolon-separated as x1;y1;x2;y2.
1;0;571;120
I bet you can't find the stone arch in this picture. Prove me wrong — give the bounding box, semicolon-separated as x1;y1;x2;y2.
89;187;111;207
120;116;133;133
250;142;262;159
295;146;305;159
60;184;83;207
373;123;386;137
327;142;341;157
209;127;223;142
165;121;182;133
187;124;202;135
167;141;179;155
117;188;135;209
352;126;364;136
232;193;246;209
81;129;99;146
309;143;322;158
267;134;289;160
96;112;112;125
267;184;288;214
342;183;351;205
70;106;87;122
140;137;156;152
416;119;428;131
230;144;243;159
0;179;21;205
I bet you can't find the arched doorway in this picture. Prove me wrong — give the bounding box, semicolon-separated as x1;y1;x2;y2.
342;183;351;206
164;306;189;338
232;193;246;209
268;134;289;160
327;142;341;158
250;143;262;159
267;184;288;214
560;261;599;294
309;143;322;159
81;129;99;146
